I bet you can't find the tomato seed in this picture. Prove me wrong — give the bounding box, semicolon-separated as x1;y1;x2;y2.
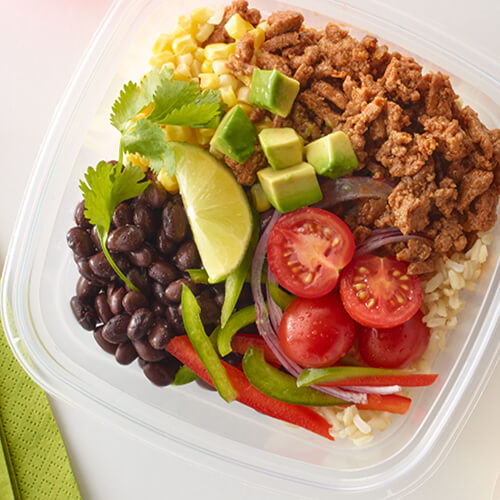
400;275;409;281
366;298;375;308
392;270;402;277
358;291;368;300
401;284;409;291
353;283;365;290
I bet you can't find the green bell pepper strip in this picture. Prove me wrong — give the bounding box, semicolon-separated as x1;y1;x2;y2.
181;286;237;402
242;345;346;406
217;305;257;357
172;364;199;385
185;269;210;284
267;282;295;310
297;366;438;388
220;211;259;327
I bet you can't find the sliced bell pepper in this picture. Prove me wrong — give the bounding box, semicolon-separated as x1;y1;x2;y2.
172;364;199;385
185;268;210;284
242;345;346;406
220;212;259;327
181;285;237;402
217;305;257;356
165;336;334;440
297;366;438;388
231;333;281;367
268;282;295;310
357;394;411;415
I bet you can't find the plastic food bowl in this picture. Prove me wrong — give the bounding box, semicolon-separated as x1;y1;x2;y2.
2;0;500;498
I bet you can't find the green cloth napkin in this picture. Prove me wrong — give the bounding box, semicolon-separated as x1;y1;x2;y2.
0;319;81;500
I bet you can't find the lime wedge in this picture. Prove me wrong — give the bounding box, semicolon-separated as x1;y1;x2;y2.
169;142;253;283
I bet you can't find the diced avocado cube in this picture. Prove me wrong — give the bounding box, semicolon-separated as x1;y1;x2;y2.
305;131;359;178
210;105;257;163
257;162;323;213
258;127;303;170
249;68;300;118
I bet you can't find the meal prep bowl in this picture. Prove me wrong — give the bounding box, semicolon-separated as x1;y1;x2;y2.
2;0;500;498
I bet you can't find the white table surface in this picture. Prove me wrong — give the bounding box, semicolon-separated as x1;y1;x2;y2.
2;0;500;498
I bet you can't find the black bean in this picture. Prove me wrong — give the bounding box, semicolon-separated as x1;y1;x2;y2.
76;276;100;300
152;300;166;316
108;286;125;315
156;229;177;256
76;258;108;286
125;268;151;296
196;292;220;325
141;182;168;208
143;360;177;386
133;337;167;362
122;290;149;315
213;292;225;308
74;200;91;229
166;304;185;334
94;293;113;324
127;308;155;341
133;202;156;240
70;296;98;331
195;378;216;391
148;318;173;350
111;252;132;274
93;326;117;354
127;244;154;267
236;283;254;309
148;261;178;286
67;227;94;258
137;358;147;368
174;241;200;271
89;252;115;279
107;225;144;252
115;342;138;365
152;281;170;306
222;352;243;367
162;202;188;242
102;313;130;343
164;278;198;303
112;202;132;227
90;225;102;251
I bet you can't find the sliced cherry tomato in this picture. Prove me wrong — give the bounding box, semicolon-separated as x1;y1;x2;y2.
357;311;430;368
339;254;422;328
267;207;355;298
278;292;355;368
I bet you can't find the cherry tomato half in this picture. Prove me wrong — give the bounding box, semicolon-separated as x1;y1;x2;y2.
279;292;356;368
339;254;422;329
357;311;430;368
267;207;355;298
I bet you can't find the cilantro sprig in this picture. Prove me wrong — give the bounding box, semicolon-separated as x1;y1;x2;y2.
111;67;226;175
80;161;150;291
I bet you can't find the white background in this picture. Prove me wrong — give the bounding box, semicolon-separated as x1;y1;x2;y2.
2;0;500;498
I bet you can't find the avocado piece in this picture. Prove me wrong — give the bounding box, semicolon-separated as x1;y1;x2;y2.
257;162;322;213
210;105;257;163
249;68;300;118
258;127;303;170
304;131;359;178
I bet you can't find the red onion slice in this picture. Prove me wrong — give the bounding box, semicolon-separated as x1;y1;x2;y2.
341;385;402;395
355;228;431;256
314;177;393;210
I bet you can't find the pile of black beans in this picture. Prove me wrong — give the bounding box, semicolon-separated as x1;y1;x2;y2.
67;179;228;386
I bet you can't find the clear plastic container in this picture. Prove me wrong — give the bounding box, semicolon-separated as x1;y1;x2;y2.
2;0;499;498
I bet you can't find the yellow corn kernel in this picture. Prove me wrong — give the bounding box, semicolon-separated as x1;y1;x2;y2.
255;118;272;132
257;21;269;31
250;183;271;212
190;6;214;25
149;50;175;68
219;74;240;91
237;86;251;103
176;53;194;67
163;125;194;143
195;23;215;43
236;74;252;87
199;73;220;89
238;103;253;115
152;33;174;54
194;47;205;62
209;145;224;159
204;43;236;61
174;63;192;80
191;59;202;77
195;128;215;146
127;153;150;173
220;86;238;107
212;59;231;75
249;27;265;50
201;59;213;73
225;13;254;40
172;34;197;55
177;15;194;33
164;62;176;71
158;169;180;194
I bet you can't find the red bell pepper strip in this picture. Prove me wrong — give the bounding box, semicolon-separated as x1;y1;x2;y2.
231;333;281;367
166;335;334;440
356;394;411;414
321;374;437;388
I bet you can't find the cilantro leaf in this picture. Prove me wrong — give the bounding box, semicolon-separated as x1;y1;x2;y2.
79;161;150;290
121;119;174;175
